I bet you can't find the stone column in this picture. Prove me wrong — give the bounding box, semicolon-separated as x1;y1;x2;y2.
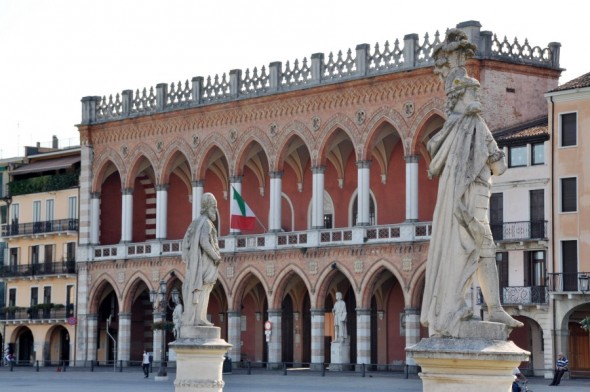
311;166;325;229
87;314;98;365
356;308;371;368
118;312;131;365
267;309;282;368
356;160;371;225
229;177;242;235
121;188;133;243
311;309;325;371
404;308;421;370
269;171;283;232
405;155;419;221
152;311;164;368
155;184;168;240
192;180;204;221
90;192;100;244
78;143;93;246
227;310;241;363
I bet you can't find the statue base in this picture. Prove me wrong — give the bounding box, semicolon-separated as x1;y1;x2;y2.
406;337;529;392
170;326;232;392
329;338;350;371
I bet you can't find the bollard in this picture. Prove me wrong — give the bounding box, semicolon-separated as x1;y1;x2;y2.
321;363;325;377
283;362;287;375
36;360;40;372
10;360;14;371
63;360;67;372
119;360;123;372
247;361;251;375
91;360;94;372
361;363;365;377
404;364;408;379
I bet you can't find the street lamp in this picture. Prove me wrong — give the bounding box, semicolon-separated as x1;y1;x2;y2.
149;280;180;380
579;274;589;294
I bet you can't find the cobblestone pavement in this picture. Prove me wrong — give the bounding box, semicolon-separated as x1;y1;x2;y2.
1;366;589;391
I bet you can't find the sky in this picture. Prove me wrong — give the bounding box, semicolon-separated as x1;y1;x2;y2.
0;0;587;159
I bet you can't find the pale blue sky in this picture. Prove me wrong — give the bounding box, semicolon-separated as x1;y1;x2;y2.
0;0;586;159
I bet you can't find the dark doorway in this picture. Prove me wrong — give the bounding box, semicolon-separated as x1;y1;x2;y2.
281;295;294;365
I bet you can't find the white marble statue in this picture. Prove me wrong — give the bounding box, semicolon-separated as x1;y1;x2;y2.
420;29;523;338
172;302;183;339
332;292;347;342
181;192;222;327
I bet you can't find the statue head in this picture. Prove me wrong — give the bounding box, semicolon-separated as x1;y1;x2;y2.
433;28;476;80
200;192;218;221
336;292;343;301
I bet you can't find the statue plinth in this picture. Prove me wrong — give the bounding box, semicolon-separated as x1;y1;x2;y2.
330;337;350;371
170;326;232;392
407;337;529;392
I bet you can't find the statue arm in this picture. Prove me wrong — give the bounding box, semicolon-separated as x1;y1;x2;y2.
199;221;222;263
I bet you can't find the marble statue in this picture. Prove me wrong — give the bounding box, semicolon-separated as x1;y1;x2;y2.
172;302;183;339
420;29;523;338
181;192;222;327
332;292;347;342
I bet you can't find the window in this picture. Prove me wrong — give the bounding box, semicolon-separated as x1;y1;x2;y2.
508;145;527;167
31;287;38;307
490;193;503;240
562;240;578;291
9;288;16;307
530;189;545;238
561;177;577;212
43;286;51;304
31;245;39;265
532;143;545;165
46;199;54;221
496;252;509;291
12;203;19;222
68;196;78;220
9;248;18;270
560;112;577;147
33;200;41;233
66;285;75;317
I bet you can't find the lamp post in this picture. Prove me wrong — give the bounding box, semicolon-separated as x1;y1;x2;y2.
149;280;180;380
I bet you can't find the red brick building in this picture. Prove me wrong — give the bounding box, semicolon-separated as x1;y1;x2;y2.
74;21;561;370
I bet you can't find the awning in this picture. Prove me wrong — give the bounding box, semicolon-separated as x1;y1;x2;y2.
9;155;81;175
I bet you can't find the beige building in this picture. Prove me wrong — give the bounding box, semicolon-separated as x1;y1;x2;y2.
0;147;80;366
546;72;590;377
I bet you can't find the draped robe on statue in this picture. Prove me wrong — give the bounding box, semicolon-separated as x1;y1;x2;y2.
420;110;500;337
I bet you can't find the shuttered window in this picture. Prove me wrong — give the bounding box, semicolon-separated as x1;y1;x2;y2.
561;112;577;147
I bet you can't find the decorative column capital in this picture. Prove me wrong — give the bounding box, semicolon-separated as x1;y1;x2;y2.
310;309;325;316
227;310;241;318
122;187;134;195
356;160;372;169
229;176;243;184
267;309;282;317
404;307;420;315
91;192;101;199
270;171;284;179
192;180;205;187
404;155;419;163
355;308;371;316
155;184;169;191
312;166;326;174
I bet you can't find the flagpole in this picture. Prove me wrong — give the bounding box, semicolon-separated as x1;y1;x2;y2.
255;215;267;232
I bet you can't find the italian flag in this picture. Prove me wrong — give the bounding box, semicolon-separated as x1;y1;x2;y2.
230;187;256;231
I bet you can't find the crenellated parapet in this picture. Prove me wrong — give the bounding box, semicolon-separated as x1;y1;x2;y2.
81;20;561;125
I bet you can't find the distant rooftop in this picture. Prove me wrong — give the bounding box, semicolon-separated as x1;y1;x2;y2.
548;71;590;93
494;117;549;146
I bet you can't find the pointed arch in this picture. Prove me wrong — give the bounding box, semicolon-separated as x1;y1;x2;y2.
159;139;195;185
271;265;313;309
359;258;408;308
232;128;273;177
361;107;408;159
88;274;121;314
230;266;271;310
124;144;159;189
409;98;446;156
315;114;359;167
274;121;316;172
313;262;357;308
120;271;152;312
92;148;125;193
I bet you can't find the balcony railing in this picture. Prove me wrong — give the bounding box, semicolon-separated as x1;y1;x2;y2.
490;220;547;242
547;272;590;293
476;286;549;306
0;304;75;322
1;218;79;237
0;261;76;278
90;222;433;261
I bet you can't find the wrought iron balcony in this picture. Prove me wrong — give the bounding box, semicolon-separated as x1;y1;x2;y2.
490;220;547;242
0;260;76;278
476;286;549;306
0;304;75;322
547;272;590;293
1;218;79;237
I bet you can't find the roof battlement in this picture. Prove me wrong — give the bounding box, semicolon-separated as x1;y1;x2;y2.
81;20;561;125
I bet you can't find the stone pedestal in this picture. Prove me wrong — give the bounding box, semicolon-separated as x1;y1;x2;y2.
407;337;529;392
170;326;232;392
330;338;350;371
